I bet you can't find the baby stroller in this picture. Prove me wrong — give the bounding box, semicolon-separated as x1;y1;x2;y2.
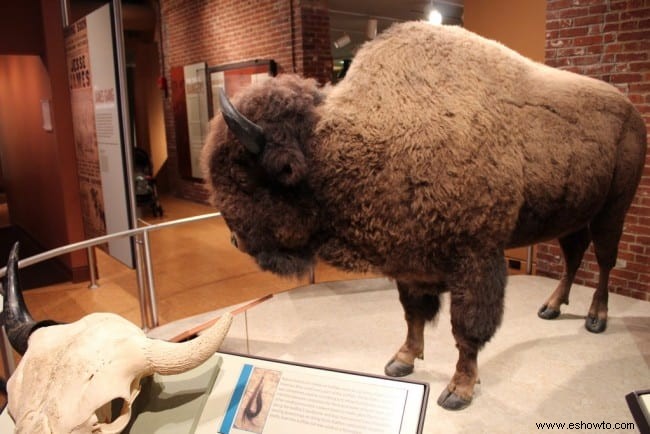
133;147;163;217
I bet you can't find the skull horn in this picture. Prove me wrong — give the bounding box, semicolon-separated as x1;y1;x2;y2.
219;88;266;155
145;312;233;375
1;242;58;354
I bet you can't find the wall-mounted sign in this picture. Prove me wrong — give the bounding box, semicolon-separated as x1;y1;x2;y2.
173;59;276;180
183;62;209;179
40;99;53;132
64;4;134;267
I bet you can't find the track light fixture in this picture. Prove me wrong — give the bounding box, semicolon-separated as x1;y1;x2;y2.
333;34;351;49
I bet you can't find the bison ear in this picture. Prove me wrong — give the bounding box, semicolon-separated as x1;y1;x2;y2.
261;146;307;186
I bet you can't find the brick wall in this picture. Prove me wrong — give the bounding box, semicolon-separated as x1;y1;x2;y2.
159;0;332;203
295;1;332;83
539;0;650;301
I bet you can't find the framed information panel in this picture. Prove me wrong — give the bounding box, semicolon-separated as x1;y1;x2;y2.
0;351;428;433
174;59;276;180
64;3;134;267
196;351;429;434
626;389;650;434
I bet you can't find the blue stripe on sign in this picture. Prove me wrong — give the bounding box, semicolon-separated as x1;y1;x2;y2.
219;364;253;433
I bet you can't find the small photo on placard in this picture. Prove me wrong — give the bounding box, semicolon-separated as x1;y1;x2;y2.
233;368;281;433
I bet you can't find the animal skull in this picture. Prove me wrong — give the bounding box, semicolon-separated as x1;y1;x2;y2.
1;243;232;433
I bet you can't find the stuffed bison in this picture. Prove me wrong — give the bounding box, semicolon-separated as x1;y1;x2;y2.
201;22;647;410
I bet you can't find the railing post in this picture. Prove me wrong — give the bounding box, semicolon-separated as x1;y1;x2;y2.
141;230;159;328
526;245;534;275
87;246;99;289
309;266;315;284
134;234;150;330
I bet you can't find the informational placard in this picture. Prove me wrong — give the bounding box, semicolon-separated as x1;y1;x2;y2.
0;352;427;433
196;352;428;434
65;3;133;267
184;62;209;179
177;60;275;179
208;68;272;118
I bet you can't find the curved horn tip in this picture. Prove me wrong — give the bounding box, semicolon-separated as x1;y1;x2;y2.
1;242;19;297
9;241;19;261
218;88;266;155
6;242;20;286
2;241;58;354
2;241;35;355
146;312;234;375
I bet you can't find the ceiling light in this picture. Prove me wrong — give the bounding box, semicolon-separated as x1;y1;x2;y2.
428;9;443;25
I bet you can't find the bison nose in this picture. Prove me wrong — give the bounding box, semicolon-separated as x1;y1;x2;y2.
230;234;239;248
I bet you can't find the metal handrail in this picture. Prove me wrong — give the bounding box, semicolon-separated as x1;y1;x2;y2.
1;211;223;377
0;211;222;329
0;212;221;279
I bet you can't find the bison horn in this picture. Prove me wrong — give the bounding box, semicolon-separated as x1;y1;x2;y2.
144;312;233;375
1;242;58;355
219;88;266;155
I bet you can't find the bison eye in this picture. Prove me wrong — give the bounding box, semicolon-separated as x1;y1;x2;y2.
230;167;247;186
230;167;256;192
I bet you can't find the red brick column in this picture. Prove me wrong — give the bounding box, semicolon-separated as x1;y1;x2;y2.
295;0;333;84
539;0;650;301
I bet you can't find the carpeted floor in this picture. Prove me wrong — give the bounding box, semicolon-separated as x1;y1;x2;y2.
0;226;70;290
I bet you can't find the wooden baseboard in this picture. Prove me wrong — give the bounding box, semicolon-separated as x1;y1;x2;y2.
70;265;91;283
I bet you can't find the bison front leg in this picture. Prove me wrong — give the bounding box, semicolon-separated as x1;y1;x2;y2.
438;251;506;410
385;281;441;377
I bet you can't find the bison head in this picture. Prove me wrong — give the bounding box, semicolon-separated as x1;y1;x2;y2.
1;243;233;433
201;75;326;277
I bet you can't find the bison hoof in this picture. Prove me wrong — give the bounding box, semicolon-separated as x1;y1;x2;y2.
437;388;472;411
537;305;561;320
384;357;414;377
585;316;607;333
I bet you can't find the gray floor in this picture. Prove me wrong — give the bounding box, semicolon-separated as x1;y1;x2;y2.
1;275;647;433
210;275;648;433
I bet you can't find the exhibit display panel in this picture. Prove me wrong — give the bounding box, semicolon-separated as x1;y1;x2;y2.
626;389;650;434
64;3;134;267
0;353;427;434
197;352;427;434
173;59;276;180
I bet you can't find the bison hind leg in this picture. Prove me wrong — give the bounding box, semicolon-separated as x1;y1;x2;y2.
538;227;591;320
584;108;646;333
584;202;630;333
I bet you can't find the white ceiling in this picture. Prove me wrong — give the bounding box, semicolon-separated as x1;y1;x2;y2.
328;0;465;60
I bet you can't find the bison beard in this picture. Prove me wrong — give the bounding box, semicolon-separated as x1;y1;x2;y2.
254;249;314;277
202;21;647;411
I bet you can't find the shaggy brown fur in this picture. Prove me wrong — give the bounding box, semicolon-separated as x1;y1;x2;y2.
202;22;647;410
